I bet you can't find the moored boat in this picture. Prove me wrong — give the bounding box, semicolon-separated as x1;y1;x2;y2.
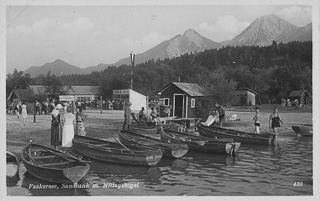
21;143;90;184
292;124;313;137
72;135;163;166
160;128;240;155
7;151;20;183
118;129;189;158
196;123;276;145
130;125;158;134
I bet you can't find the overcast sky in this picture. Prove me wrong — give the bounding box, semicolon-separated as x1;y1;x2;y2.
5;1;313;73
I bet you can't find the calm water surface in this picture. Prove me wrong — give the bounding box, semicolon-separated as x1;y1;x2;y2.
7;130;313;196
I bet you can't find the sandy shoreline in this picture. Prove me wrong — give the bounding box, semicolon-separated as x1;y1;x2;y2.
6;104;312;156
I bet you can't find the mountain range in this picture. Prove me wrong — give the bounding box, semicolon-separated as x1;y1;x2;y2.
22;14;312;78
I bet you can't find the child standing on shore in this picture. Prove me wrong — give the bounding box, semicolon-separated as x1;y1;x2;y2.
253;107;260;134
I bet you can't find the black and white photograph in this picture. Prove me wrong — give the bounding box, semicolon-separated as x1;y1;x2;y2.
2;0;319;198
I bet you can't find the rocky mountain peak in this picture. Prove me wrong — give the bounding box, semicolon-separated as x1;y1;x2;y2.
228;14;299;46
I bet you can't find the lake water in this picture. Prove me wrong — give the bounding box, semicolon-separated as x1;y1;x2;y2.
7;130;313;196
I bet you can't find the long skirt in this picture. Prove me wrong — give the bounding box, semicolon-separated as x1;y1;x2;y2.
62;124;74;147
21;109;27;119
51;122;60;148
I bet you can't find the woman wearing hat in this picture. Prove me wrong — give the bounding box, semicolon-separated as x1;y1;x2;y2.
50;104;63;149
123;101;132;130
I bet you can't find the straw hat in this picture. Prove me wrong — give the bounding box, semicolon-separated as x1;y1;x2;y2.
125;102;132;106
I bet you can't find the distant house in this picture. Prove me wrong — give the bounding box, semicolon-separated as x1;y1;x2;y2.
7;89;36;113
29;85;101;102
235;88;258;105
289;90;311;105
157;82;205;118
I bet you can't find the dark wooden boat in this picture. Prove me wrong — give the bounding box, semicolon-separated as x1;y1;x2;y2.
196;123;276;145
160;128;240;155
118;129;189;158
292;124;313;137
21;143;90;184
72;135;163;166
7;151;20;182
130;125;158;134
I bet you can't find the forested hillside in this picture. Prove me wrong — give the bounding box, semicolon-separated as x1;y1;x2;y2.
26;41;311;104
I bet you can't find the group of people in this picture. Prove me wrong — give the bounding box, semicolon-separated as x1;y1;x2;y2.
7;102;28;121
211;103;284;135
122;102;162;130
50;103;88;152
253;107;283;134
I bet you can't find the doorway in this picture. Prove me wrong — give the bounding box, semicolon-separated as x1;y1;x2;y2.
174;94;184;118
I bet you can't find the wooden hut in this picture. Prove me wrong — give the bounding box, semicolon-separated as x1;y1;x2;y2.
235;88;258;105
7;89;35;113
157;82;205;118
289;90;311;105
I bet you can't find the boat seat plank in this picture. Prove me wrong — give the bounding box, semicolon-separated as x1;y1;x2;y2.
40;161;71;167
33;155;58;160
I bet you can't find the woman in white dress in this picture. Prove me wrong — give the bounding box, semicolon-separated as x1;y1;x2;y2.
21;102;27;121
61;106;76;153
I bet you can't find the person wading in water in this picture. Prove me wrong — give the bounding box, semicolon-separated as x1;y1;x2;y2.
269;108;283;134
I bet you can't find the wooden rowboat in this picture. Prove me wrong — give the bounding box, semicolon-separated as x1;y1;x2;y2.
21;143;90;184
292;124;313;137
118;129;189;158
72;135;163;166
7;151;20;183
130;125;158;134
196;123;276;145
160;128;240;155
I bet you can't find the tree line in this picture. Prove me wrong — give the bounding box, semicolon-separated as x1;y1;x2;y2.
7;41;312;106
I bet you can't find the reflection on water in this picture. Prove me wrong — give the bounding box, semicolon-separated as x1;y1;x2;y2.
7;130;312;196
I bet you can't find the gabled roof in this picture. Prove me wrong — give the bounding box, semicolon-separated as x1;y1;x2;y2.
158;82;205;97
289;90;310;97
29;85;101;95
7;89;35;101
66;86;101;95
237;88;258;95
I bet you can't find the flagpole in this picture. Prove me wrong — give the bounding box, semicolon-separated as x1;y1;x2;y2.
130;52;135;90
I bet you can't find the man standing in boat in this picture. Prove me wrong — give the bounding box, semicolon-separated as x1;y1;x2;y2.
215;103;225;128
123;101;132;130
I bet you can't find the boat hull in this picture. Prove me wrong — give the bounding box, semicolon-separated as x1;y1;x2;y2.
72;135;163;166
21;143;90;184
197;124;276;145
160;128;239;155
118;130;189;158
130;126;158;134
7;151;20;184
292;125;313;136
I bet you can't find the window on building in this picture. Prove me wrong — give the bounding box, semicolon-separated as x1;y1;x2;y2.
191;99;195;108
164;98;170;106
77;97;91;102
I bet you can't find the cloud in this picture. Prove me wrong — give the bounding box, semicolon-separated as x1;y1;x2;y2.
199;15;250;40
15;18;50;34
14;17;95;36
61;17;95;34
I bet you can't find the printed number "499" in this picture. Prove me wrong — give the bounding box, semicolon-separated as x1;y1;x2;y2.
293;181;303;187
